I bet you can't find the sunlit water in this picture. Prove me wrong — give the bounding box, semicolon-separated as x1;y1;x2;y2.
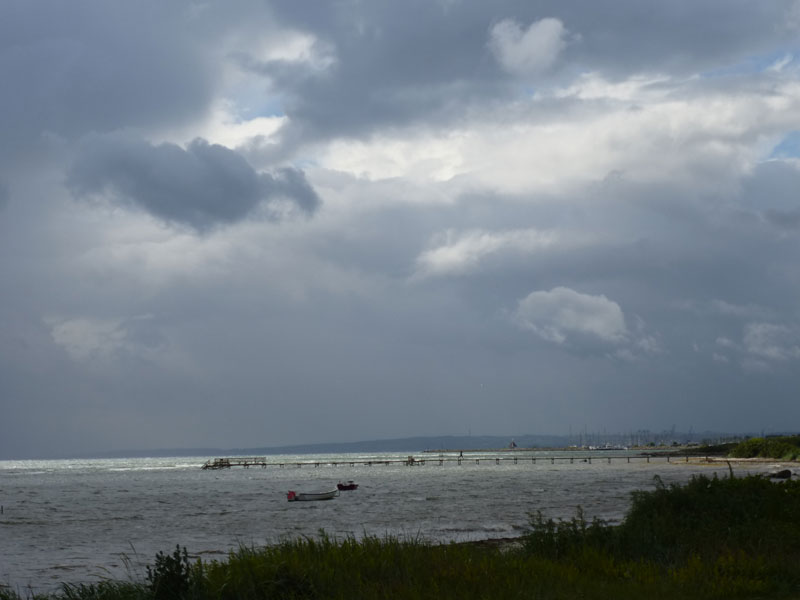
0;451;781;592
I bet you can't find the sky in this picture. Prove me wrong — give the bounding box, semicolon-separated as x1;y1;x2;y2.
2;1;800;458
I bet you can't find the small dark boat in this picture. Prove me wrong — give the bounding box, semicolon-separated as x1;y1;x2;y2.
337;480;358;491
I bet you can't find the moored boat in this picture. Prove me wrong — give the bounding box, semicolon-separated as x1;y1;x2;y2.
287;489;339;502
337;480;358;491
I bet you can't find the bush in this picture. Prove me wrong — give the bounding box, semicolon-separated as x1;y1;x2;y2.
617;474;800;562
145;545;200;600
524;473;800;566
523;507;614;559
729;436;800;460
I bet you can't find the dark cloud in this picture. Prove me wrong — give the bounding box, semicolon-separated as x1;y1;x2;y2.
765;209;800;230
3;1;791;162
255;0;797;149
0;2;214;164
0;179;8;210
739;161;800;230
2;1;800;458
67;136;320;231
238;3;521;149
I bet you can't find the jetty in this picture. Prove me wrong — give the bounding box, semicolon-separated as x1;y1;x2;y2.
200;452;730;470
202;457;268;469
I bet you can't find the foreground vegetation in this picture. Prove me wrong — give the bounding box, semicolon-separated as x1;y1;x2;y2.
728;435;800;460
674;434;800;459
3;473;799;600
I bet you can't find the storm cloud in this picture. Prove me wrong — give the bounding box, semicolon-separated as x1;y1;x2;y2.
1;1;800;458
0;180;9;211
67;136;319;230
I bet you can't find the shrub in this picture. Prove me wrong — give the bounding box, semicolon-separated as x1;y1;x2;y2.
729;436;800;459
523;507;614;559
145;545;201;600
524;474;800;565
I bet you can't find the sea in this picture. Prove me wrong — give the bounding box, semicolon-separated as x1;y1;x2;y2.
0;450;782;593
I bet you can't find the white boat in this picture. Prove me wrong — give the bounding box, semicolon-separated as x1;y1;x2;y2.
287;489;339;502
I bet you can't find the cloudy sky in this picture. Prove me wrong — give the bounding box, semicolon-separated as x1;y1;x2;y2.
2;1;800;458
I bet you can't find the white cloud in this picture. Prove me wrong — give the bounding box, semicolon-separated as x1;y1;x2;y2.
742;322;800;361
488;17;569;77
514;286;628;344
711;325;800;370
552;72;672;102
316;75;800;197
46;313;202;376
47;314;174;367
414;228;559;278
320;129;468;183
767;54;794;73
710;300;772;319
49;317;129;363
185;101;286;150
255;30;336;70
151;28;331;151
75;226;239;290
634;332;662;355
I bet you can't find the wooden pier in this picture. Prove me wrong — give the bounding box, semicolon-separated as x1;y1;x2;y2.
202;457;268;469
200;453;725;469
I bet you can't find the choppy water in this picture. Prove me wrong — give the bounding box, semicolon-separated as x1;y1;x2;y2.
0;451;781;592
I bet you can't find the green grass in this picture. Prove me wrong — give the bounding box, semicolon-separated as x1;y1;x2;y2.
729;435;800;460
524;473;800;597
3;474;800;600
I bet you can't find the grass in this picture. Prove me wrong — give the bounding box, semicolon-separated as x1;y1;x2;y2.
524;473;800;594
3;474;799;599
728;435;800;460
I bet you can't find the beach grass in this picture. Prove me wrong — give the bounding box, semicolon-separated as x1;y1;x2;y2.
3;472;799;600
